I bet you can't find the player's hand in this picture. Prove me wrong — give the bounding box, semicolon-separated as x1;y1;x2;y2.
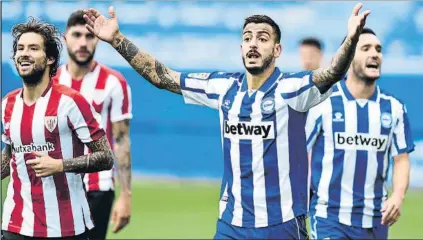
347;3;371;40
381;194;403;226
110;194;131;233
26;152;64;177
83;6;119;44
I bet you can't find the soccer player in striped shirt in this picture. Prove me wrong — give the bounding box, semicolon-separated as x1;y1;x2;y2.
1;18;114;239
306;28;414;239
53;10;133;239
84;3;370;239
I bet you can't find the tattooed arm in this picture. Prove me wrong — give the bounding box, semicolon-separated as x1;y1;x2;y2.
1;144;12;180
83;8;181;94
111;33;181;94
62;135;114;173
311;3;371;93
112;119;131;195
311;36;358;93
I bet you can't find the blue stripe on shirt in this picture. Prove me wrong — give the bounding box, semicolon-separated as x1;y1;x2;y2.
327;95;346;221
351;103;369;226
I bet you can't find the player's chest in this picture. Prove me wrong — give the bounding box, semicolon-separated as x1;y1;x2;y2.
66;82;112;114
5;102;70;150
220;88;287;121
321;102;396;151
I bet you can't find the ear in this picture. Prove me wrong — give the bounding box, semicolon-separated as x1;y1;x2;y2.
274;43;282;58
47;57;55;66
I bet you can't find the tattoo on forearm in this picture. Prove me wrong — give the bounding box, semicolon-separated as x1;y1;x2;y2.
1;145;12;180
62;135;114;173
312;36;357;93
112;34;181;94
155;60;181;94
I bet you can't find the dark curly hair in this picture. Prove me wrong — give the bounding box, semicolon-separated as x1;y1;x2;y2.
12;17;62;77
243;15;281;44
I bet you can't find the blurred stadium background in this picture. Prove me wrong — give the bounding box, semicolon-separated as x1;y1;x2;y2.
1;1;423;239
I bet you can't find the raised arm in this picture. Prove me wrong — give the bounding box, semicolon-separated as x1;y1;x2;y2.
312;3;371;93
83;6;181;94
1;144;12;180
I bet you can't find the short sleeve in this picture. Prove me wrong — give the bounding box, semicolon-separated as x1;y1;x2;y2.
390;104;415;157
279;71;332;112
109;74;133;122
180;71;237;109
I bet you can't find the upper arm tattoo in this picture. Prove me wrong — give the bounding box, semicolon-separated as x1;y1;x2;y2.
312;36;357;93
112;34;181;94
1;145;12;180
62;135;114;173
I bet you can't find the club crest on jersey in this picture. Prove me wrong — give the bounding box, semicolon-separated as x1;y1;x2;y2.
381;112;392;128
44;116;58;133
261;97;275;114
187;73;210;79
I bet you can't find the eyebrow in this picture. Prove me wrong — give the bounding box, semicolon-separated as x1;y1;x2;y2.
17;43;41;47
361;43;382;48
243;30;271;36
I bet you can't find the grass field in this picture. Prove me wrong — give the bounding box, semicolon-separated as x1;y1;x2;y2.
1;177;423;239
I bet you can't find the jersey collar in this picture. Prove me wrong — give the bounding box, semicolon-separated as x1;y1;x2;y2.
240;67;281;93
339;78;380;102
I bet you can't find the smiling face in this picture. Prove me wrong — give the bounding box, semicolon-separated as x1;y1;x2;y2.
241;22;281;75
14;32;52;86
351;33;383;84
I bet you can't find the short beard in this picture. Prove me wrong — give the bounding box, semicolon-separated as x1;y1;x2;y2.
352;62;380;86
243;54;273;75
17;60;47;87
68;48;95;66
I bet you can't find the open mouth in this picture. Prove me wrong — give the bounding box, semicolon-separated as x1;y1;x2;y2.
19;61;33;70
366;62;379;70
247;51;261;59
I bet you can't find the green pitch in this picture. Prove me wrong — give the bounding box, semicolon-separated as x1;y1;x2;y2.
1;178;423;239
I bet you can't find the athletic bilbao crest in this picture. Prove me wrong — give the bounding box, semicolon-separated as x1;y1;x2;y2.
44;116;58;132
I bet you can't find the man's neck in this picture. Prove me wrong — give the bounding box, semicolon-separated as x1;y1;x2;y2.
67;60;94;80
345;73;376;100
23;72;51;105
246;64;275;90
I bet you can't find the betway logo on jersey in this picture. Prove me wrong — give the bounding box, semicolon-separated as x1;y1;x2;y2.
11;142;55;154
224;121;275;140
335;132;388;151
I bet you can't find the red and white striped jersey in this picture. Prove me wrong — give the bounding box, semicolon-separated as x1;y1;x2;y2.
1;81;105;238
53;62;132;192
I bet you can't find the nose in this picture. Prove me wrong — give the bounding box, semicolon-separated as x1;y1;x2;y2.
78;36;88;47
369;47;380;59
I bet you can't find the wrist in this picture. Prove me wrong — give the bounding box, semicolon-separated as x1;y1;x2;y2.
57;160;64;173
111;31;124;48
119;190;132;199
391;192;405;201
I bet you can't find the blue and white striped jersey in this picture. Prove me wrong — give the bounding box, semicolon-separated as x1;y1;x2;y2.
305;80;415;228
180;67;332;228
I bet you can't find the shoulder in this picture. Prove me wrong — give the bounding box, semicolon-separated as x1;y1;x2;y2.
99;63;127;83
379;87;407;114
52;82;89;107
2;88;22;103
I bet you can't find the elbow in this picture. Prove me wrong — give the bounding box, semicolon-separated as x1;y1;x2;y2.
99;151;114;171
105;153;114;170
